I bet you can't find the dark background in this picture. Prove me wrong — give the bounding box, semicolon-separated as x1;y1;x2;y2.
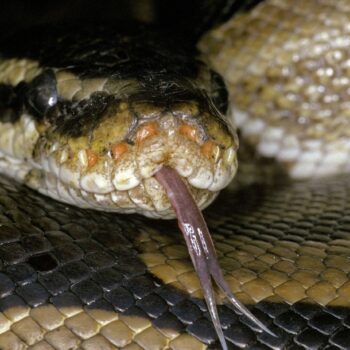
0;0;261;42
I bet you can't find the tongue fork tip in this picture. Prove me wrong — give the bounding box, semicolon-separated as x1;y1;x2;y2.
154;166;278;347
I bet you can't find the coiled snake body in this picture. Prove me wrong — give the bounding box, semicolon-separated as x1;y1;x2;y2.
1;0;350;349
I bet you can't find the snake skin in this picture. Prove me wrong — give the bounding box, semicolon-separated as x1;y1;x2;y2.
200;0;350;179
0;168;350;349
1;1;350;349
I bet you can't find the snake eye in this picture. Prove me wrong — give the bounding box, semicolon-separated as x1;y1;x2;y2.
26;70;58;118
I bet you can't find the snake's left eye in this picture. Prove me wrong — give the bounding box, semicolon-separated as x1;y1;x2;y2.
26;70;58;118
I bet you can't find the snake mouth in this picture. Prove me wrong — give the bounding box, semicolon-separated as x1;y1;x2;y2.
32;105;238;218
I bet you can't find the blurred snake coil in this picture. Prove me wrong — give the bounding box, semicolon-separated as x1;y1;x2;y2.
1;0;350;349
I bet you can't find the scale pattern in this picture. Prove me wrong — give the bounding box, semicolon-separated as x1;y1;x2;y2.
200;0;350;179
0;171;350;349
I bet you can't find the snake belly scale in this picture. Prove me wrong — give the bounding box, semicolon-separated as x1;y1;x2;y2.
0;0;350;349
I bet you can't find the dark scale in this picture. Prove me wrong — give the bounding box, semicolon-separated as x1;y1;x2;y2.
46;92;115;137
0;24;199;80
0;83;25;123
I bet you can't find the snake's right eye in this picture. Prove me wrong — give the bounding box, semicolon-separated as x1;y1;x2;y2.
26;70;58;118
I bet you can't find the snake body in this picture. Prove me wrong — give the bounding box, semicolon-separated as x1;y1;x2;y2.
1;0;350;349
200;0;350;180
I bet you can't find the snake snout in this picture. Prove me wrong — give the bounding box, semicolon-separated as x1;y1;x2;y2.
36;99;238;217
129;102;239;189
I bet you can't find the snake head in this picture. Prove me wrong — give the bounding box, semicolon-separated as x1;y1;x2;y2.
0;26;238;217
29;62;238;218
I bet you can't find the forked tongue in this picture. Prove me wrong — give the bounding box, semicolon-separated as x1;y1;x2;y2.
155;166;276;350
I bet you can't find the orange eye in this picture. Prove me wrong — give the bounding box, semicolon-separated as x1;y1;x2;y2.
111;142;128;160
86;149;98;168
179;123;197;142
136;122;158;144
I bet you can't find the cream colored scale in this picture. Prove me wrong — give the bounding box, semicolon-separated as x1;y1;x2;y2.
199;0;350;179
0;59;43;181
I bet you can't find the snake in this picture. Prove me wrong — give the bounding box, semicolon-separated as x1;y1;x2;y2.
0;0;350;349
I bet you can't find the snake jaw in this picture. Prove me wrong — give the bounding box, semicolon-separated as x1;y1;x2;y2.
155;166;277;349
